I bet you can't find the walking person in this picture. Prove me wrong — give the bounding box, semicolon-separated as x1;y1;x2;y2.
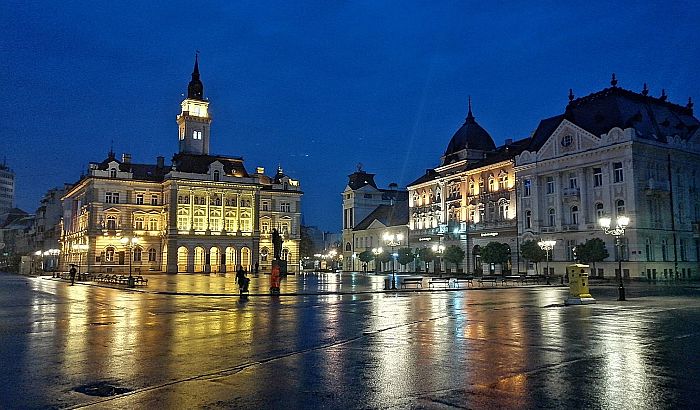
69;264;77;286
236;265;249;294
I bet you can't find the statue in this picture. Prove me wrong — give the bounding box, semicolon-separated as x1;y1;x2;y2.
271;228;283;260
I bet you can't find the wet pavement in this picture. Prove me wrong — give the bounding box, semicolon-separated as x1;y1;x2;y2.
1;272;699;409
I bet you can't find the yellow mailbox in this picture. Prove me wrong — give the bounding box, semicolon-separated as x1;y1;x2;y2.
565;264;596;305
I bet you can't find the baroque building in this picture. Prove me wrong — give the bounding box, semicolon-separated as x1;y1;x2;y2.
60;57;302;274
407;100;528;274
516;81;700;279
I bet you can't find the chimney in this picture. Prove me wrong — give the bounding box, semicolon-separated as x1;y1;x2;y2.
256;166;265;174
122;153;131;164
388;182;398;190
156;156;164;169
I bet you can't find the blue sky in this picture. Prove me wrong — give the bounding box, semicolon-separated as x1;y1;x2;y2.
1;1;699;231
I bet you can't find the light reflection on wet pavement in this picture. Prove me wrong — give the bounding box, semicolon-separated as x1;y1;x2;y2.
1;272;699;409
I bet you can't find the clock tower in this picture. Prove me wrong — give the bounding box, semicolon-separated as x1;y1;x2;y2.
177;54;212;155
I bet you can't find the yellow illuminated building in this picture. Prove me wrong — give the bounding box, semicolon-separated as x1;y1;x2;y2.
60;57;301;274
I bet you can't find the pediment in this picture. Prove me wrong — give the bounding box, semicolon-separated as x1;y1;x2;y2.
103;207;120;213
367;219;387;230
537;120;599;161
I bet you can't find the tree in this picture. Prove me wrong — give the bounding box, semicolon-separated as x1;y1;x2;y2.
358;250;374;272
443;245;465;272
375;250;391;272
520;240;546;274
417;247;434;272
481;242;511;274
299;226;316;258
576;237;609;277
397;247;414;269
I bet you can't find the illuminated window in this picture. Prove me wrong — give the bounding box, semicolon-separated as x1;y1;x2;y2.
469;181;475;196
261;220;270;233
105;247;115;262
488;177;495;192
193;130;202;140
177;215;189;230
148;218;158;231
499;173;508;190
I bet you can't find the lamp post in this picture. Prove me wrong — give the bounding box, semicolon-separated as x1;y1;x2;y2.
73;244;89;279
120;236;138;288
538;240;556;285
432;243;445;277
372;247;382;274
599;215;629;301
383;232;403;290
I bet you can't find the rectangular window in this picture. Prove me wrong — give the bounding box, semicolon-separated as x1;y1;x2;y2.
680;239;688;261
177;216;189;230
593;168;602;187
136;194;144;205
613;162;624;183
151;195;158;205
364;194;372;199
193;130;202;140
135;218;144;230
149;218;158;231
105;192;113;203
523;179;531;197
546;176;555;194
262;201;269;211
280;202;291;212
569;174;578;189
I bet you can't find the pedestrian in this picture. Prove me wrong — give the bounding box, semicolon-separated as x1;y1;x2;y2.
69;264;77;286
236;265;249;294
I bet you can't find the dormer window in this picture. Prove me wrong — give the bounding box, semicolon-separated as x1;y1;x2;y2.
213;170;220;181
110;168;117;178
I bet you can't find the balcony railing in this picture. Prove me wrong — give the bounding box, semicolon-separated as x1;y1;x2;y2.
562;187;580;198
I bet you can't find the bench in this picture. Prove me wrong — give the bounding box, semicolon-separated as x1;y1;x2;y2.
502;275;521;285
428;278;450;288
520;275;541;285
452;277;474;288
401;277;424;289
478;276;499;286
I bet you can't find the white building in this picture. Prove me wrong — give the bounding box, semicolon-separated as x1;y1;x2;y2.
516;81;700;280
0;163;14;214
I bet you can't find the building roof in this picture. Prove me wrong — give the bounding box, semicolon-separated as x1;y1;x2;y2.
347;170;378;190
529;85;698;151
353;203;409;231
442;99;497;165
172;153;250;177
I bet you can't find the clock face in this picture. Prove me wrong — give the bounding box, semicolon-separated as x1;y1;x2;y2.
561;135;573;147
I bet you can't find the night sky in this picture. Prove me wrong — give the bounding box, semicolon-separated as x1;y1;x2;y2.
2;1;699;231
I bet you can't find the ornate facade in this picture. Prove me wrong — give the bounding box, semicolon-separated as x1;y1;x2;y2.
60;58;302;274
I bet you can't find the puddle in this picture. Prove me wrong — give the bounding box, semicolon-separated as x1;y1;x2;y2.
74;381;132;397
88;322;116;326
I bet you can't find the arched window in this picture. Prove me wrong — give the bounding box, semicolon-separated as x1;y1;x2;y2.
148;248;157;262
571;206;579;225
488;177;495;192
282;249;289;260
148;217;158;231
106;215;117;230
595;203;605;218
133;247;142;262
105;246;115;262
134;215;144;230
616;199;625;215
499;200;509;220
345;242;352;252
525;210;532;229
548;208;556;226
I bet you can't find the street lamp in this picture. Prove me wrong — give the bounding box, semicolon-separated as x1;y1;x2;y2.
372;247;382;274
538;240;556;285
120;236;139;287
383;232;404;290
73;243;89;278
432;244;445;277
599;215;630;301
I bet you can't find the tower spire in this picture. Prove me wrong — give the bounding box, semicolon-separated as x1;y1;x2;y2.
187;51;204;100
466;96;474;121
